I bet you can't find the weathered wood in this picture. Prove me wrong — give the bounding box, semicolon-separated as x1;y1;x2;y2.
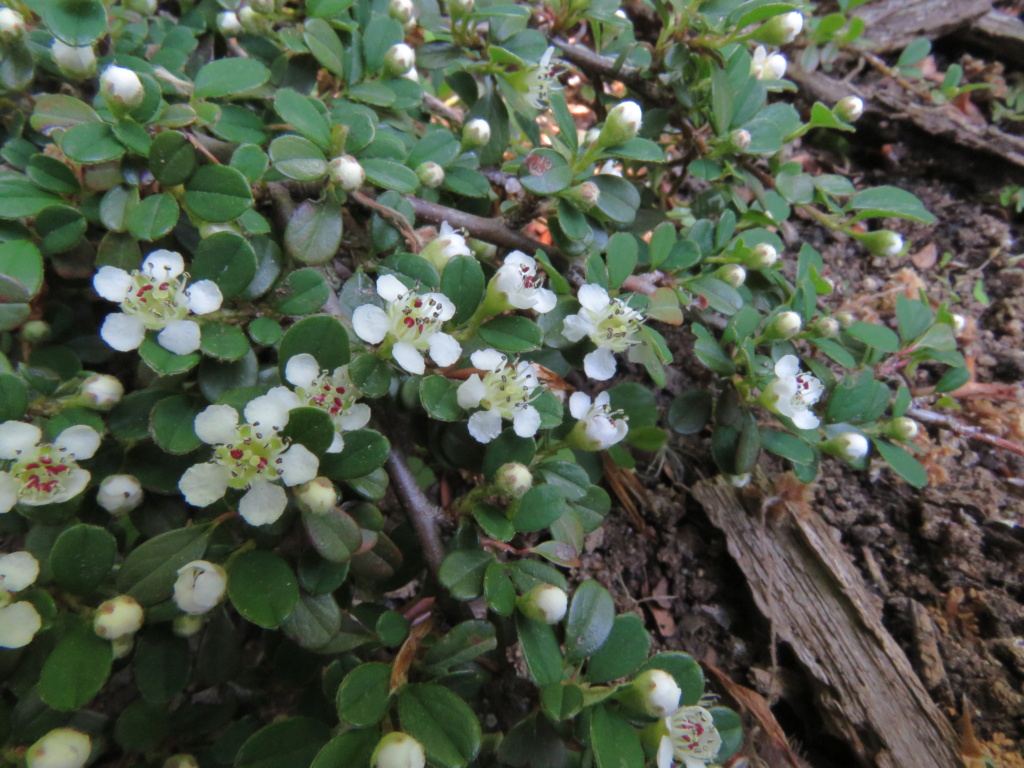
853;0;992;52
958;9;1024;70
692;479;964;768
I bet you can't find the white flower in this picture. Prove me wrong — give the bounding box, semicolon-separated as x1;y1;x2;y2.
0;551;42;649
761;355;824;430
93;595;144;640
633;669;682;718
51;41;97;79
0;551;40;592
750;45;787;80
0;6;25;37
419;221;471;271
0;422;100;512
284;354;370;453
351;275;461;375
562;284;645;380
81;374;123;409
522;46;560;109
93;250;223;355
657;706;722;768
492;251;557;313
25;729;91;768
99;65;145;109
456;349;542;444
597;159;623;176
568;392;628;450
178;394;319;526
173;560;227;615
372;732;426;768
96;474;143;515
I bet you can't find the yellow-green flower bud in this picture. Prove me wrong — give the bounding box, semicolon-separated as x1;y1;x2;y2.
835;96;864;122
764;310;802;339
93;595;144;640
856;230;904;257
296;476;338;515
26;729;91;768
887;416;919;441
517;584;568;624
753;11;804;45
416;161;445;189
598;100;642;147
715;264;746;288
463;118;491;148
372;732;426;768
496;462;532;498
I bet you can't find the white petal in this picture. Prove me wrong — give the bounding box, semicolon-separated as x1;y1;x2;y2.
513;406;541;438
179;463;231;507
101;313;146;351
392;341;425;374
352;305;390;344
561;314;592;343
774;354;800;377
93;266;133;302
428;333;461;368
376;274;409;303
657;737;674;768
0;421;42;458
55;425;101;459
471;348;506;371
468;410;503;443
186;280;223;314
584;348;617;381
279;443;319;486
505;251;533;270
0;551;40;592
577;283;610;312
791;409;820;430
339;403;371;431
239;480;287;526
0;472;19;513
285;353;321;388
457;375;486;409
326;433;344;453
43;468;90;505
265;385;301;412
142;249;184;279
158;319;201;355
593;392;612;408
569;392;592;419
427;293;456;322
533;288;557;314
0;602;42;649
194;405;239;445
244;394;290;431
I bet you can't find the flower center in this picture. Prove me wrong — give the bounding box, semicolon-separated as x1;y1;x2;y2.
213;424;286;490
122;271;190;330
791;373;823;408
387;291;447;347
589;300;644;351
518;262;541;290
297;370;360;419
11;445;76;502
478;363;537;418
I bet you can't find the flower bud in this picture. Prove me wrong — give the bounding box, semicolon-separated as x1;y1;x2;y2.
81;373;123;409
835;311;855;328
384;43;415;76
748;243;778;269
463;118;491;148
238;5;261;32
631;669;682;718
823;432;869;462
715;264;746;288
518;584;568;624
296;476;338;515
598;100;643;146
951;313;966;336
94;595;144;640
835;96;864;123
216;10;242;35
52;41;97;79
810;316;840;339
21;319;52;344
753;11;804;45
0;6;26;38
173;560;228;615
390;0;414;22
173;614;204;637
857;230;904;257
449;0;474;16
372;732;426;768
764;310;802;339
111;635;134;659
100;65;145;110
124;0;158;12
97;474;143;515
728;128;751;152
563;180;601;211
328;155;365;191
163;755;199;768
26;729;91;768
496;462;532;498
887;416;919;441
416;161;445;189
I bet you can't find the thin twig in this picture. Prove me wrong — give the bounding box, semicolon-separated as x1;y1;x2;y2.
552;38;670;106
352;190;421;251
906;406;1024;459
422;92;464;126
386;448;447;575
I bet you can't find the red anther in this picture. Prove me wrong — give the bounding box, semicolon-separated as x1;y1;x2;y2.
404;317;415;327
414;300;423;308
230;449;244;460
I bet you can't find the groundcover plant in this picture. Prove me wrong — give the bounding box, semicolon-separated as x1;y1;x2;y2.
0;0;965;766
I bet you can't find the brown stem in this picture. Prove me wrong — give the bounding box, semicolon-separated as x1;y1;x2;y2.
386;448;447;575
906;406;1024;458
422;92;464;126
552;38;670;106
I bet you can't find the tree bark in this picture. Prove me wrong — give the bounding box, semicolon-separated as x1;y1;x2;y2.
853;0;992;52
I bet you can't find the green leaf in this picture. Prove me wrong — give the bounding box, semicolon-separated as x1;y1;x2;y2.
336;662;392;727
303;18;345;78
127;193;178;242
30;94;100;135
279;314;350;374
584;613;651;683
319;429;390;480
896;37;931;68
41;0;107;45
0;373;28;421
235;718;331;768
519;149;573;195
148;131;197;186
348;354;392;397
194;58;271;99
692;323;736;374
420;376;465;421
275;89;332;151
473;503;515;543
249;317;282;346
286;198;343;265
397;684;482;768
26;154;80;194
183;165;253;223
134;630;191;703
0;176;63;219
540;682;584;721
484;561;516;615
228;550;300;629
61;122;125;163
438;549;493;601
668;390;713;435
270;135;329;182
272;268;329;315
875;438;928;487
440;256;485;324
200;323;250;362
231;144;269;184
281;406;335;455
479;316;542;352
39;621;113;711
710;707;744;762
761;428;815;465
605;137;664;162
149;395;204;454
36;205;85;255
845;321;900;353
636;652;705;705
116;525;213;605
303;507;363;564
591;174;640;224
311;732;377;768
50;524;117;594
605;232;638;290
934;366;969;393
510;485;565;532
590;705;644;768
847;186;936;224
0;240;43;297
564;580;615;662
191;231;258;300
421;620;497;675
362;158;420;194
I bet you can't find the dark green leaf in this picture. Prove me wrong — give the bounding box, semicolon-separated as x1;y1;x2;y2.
183;165;253;223
116;525;213;605
38;621;112;711
235;717;331;768
564;580;614;662
590;705;644;768
584;614;651;683
336;662;392;727
228;549;299;629
50;524;116;594
397;684;482;768
194;58;271;99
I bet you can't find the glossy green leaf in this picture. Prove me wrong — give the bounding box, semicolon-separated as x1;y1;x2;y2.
875;438;928;487
270;135;329;182
61;122;125;163
127;193;178;241
148;131;197;186
42;0;107;45
235;718;331;768
847;186;936;224
275;89;332;150
183;165;253;223
286;198;343;265
50;524;117;594
479;316;542;353
420;376;465;421
584;613;651;683
228;550;299;629
149;395;204;454
564;579;614;662
272;268;329;315
422;620;497;675
134;630;191;703
0;176;63;219
319;429;390;480
303;507;363;564
636;651;705;706
397;683;482;768
303;18;345;77
194;58;271;99
440;256;485;324
438;549;493;601
515;613;562;687
590;705;644;768
38;621;113;711
336;661;392;727
362;158;420;194
200;323;250;362
116;524;213;605
282;592;342;649
190;231;258;300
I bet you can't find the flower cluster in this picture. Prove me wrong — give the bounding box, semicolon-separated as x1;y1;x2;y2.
0;551;42;649
178;393;318;526
284;354;371;452
94;250;223;355
0;422;100;513
457;349;542;443
562;284;646;380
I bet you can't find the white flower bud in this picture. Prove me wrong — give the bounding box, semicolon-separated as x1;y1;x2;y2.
372;732;426;768
0;6;25;37
859;230;904;257
496;462;532;498
632;669;682;717
163;755;199;768
888;417;919;441
951;313;966;336
93;595;144;640
97;474;144;516
716;264;746;288
829;432;869;462
599;100;643;146
573;180;601;209
0;551;39;592
238;5;261;32
835;311;855;328
463;118;491;147
726;473;751;488
754;11;803;45
384;43;415;75
26;729;91;768
416;161;445;189
296;476;338;515
52;42;97;79
729;128;751;151
173;560;228;615
519;584;567;624
21;320;52;344
81;373;123;409
390;0;415;22
216;10;242;35
835;96;864;122
749;243;778;269
449;0;474;15
329;155;365;191
100;65;145;110
765;310;802;339
172;614;205;637
811;316;840;338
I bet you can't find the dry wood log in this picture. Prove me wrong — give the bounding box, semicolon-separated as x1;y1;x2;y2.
853;0;992;53
691;478;964;768
958;9;1024;70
